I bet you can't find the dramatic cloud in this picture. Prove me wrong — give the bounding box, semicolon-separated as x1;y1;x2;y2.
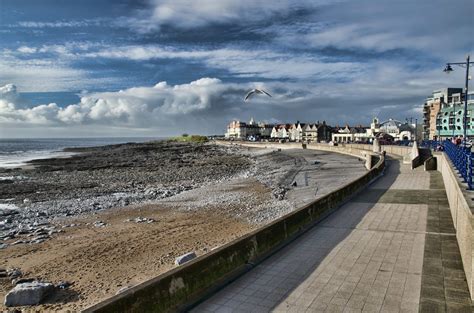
0;79;245;127
0;0;472;137
0;70;438;136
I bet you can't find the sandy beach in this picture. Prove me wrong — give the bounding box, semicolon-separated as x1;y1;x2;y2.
0;140;366;311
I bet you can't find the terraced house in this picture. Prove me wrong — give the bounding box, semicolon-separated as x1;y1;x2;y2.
272;121;333;142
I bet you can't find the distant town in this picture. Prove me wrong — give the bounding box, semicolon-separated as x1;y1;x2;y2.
224;88;474;145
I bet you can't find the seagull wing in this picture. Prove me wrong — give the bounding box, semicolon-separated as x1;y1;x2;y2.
244;89;256;101
259;89;272;97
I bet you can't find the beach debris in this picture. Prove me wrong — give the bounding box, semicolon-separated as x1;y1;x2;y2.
56;281;74;290
128;217;155;224
175;252;197;265
4;281;54;307
116;285;133;295
93;221;107;228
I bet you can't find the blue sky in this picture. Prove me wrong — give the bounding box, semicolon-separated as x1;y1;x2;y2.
0;0;473;137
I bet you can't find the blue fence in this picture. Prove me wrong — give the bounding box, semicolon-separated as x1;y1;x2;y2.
443;140;474;190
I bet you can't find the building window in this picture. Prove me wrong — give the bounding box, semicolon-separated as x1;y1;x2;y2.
458;110;463;115
457;118;461;123
444;112;449;116
443;119;447;123
457;126;461;130
443;126;448;130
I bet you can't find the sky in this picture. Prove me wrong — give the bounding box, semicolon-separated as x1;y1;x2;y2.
0;0;473;138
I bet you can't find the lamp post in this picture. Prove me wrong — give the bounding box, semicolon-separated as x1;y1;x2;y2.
444;55;472;144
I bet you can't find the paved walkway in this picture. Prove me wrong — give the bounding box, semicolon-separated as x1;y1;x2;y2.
191;158;472;312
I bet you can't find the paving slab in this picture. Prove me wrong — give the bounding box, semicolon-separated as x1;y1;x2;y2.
191;159;473;313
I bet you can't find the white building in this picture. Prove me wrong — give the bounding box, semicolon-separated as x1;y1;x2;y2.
271;124;291;139
225;118;273;140
331;118;415;143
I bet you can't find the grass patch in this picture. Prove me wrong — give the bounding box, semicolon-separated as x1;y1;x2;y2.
168;135;209;143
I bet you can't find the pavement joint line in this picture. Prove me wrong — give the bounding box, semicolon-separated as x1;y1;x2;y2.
317;225;456;237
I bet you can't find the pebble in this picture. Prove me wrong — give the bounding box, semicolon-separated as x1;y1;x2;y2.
93;221;107;228
7;268;22;279
128;217;155;224
56;281;74;289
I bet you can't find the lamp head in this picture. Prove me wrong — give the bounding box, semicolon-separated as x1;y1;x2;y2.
443;64;453;73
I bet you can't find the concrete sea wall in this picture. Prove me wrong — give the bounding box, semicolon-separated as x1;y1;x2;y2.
436;152;474;299
84;143;385;313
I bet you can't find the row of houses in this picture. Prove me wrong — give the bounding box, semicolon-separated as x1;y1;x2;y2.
332;118;415;143
225;119;333;142
225;117;417;143
270;121;333;142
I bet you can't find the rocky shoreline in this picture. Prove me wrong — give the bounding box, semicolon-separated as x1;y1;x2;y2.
0;140;368;310
0;141;253;250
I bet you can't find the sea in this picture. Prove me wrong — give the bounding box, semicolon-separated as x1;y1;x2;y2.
0;137;163;168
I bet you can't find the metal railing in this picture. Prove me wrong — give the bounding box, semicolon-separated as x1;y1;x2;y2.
420;140;442;150
443;140;474;190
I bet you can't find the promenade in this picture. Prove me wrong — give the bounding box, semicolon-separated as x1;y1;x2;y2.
192;157;472;312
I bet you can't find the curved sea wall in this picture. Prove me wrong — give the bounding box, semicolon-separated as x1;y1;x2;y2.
84;143;385;313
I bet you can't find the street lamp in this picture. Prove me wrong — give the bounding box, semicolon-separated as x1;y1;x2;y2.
443;55;473;144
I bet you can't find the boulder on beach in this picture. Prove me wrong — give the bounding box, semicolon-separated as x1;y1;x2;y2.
4;281;54;307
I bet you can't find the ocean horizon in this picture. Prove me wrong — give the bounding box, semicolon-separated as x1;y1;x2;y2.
0;137;166;168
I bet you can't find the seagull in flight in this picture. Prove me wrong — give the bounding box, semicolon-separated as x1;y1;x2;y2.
244;89;272;102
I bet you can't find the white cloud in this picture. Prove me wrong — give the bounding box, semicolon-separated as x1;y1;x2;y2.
0;84;18;102
16;19;104;28
0;46;124;92
0;65;454;133
123;0;337;33
17;46;37;54
301;0;474;57
13;42;365;81
83;45;365;80
0;78;241;127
